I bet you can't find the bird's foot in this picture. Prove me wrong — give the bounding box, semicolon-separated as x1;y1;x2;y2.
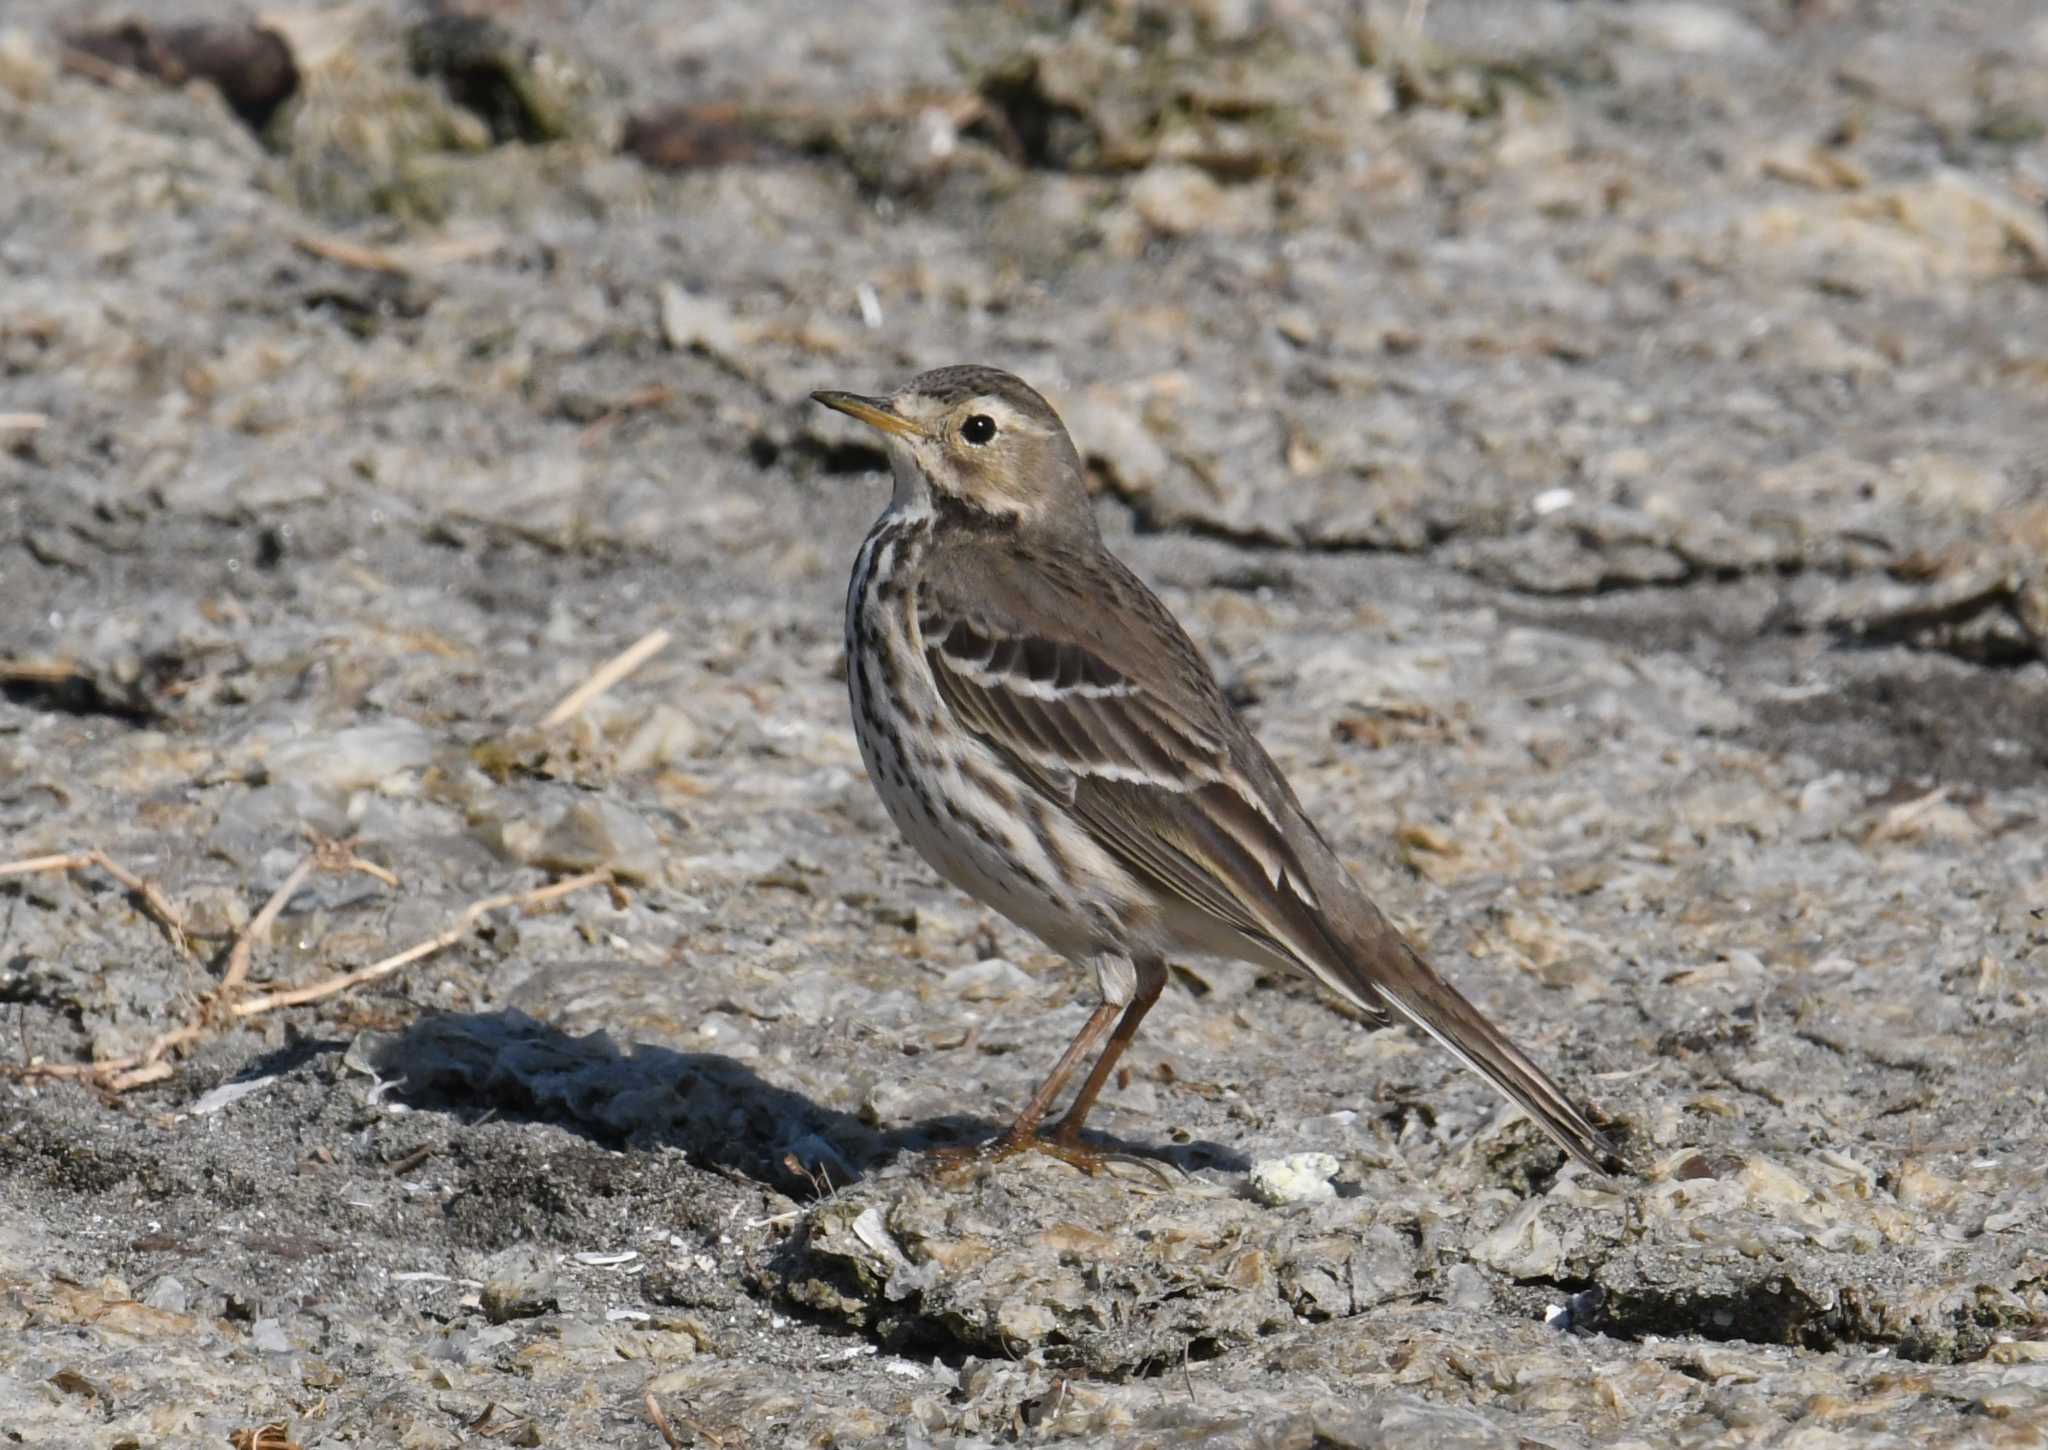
922;1125;1177;1187
923;1126;1106;1181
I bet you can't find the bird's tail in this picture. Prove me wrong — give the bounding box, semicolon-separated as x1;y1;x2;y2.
1310;896;1617;1173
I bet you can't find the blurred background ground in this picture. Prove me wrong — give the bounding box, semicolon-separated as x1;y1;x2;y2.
1;0;2046;1444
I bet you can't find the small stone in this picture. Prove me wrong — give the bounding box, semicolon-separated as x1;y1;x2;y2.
263;721;436;802
534;797;662;883
994;1296;1056;1345
1627;2;1766;55
480;789;663;883
179;884;251;939
1130;164;1261;237
479;1251;557;1324
144;1276;189;1314
1249;1152;1340;1206
615;706;706;772
1979;1384;2048;1419
660;284;753;367
1738;1157;1814;1208
1472;1200;1565;1280
1989;1341;2048;1364
398;1421;463;1450
0;28;53;102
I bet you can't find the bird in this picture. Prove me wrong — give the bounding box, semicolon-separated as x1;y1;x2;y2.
810;365;1616;1174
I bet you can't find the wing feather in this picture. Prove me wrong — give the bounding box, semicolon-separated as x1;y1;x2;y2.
921;599;1337;970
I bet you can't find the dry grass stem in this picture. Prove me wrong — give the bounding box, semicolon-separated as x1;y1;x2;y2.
227;1423;302;1450
1;842;613;1093
538;627;673;728
232;867;613;1015
291;231;408;274
292;229;506;276
0;660;81;684
0;849;193;959
645;1388;723;1448
645;1391;682;1449
576;384;675;447
56;45;142;89
217;840;395;994
106;1060;175;1092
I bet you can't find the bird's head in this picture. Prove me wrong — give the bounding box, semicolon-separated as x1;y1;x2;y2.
811;365;1094;538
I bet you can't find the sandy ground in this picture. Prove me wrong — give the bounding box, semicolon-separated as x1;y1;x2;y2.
2;1;2047;1445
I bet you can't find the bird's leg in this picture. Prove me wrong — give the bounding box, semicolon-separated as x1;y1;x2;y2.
994;997;1122;1148
1043;954;1166;1150
926;995;1118;1176
928;953;1163;1176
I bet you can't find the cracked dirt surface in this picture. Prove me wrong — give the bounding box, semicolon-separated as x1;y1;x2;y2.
2;1;2046;1445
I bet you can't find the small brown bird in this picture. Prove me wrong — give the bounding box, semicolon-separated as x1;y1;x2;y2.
812;366;1614;1173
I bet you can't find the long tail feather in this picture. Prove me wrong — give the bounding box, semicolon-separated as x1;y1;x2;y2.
1373;939;1616;1171
1302;898;1616;1172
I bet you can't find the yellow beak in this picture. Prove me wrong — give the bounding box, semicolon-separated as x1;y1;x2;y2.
810;390;921;439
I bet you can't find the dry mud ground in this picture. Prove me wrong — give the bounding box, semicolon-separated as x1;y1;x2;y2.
3;1;2048;1445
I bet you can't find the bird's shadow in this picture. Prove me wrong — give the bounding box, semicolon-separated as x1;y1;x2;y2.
351;1007;1248;1198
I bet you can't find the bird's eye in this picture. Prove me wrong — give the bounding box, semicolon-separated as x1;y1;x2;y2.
960;414;998;446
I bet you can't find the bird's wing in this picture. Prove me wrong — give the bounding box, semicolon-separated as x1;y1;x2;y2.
915;545;1373;1007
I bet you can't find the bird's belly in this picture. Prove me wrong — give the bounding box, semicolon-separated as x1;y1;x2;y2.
845;523;1134;961
853;695;1103;958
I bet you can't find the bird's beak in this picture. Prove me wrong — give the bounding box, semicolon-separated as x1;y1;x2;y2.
810;390;921;439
